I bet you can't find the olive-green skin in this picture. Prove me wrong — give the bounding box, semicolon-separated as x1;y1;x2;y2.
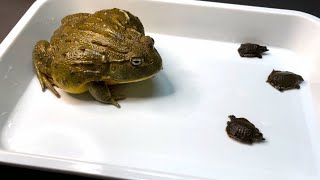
33;8;163;107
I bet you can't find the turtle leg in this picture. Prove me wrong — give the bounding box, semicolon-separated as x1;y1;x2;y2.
296;84;300;89
88;81;126;108
33;40;60;98
257;53;262;58
246;139;253;144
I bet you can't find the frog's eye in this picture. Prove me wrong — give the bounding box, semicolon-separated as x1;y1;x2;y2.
131;58;144;66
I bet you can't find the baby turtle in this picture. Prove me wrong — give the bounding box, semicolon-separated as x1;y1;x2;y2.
226;115;265;144
266;70;304;92
238;43;268;58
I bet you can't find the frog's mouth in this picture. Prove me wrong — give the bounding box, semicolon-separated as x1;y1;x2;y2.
106;74;156;85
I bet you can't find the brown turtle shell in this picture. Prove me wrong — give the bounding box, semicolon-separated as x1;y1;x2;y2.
226;115;265;144
266;70;304;92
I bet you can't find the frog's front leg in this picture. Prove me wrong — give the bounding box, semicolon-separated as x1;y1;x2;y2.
33;40;60;98
88;81;125;108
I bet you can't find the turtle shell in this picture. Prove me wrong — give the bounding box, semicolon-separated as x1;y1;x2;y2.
226;115;265;144
238;43;268;58
266;70;304;92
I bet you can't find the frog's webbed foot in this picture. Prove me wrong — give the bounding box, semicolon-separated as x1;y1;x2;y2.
33;40;60;98
88;81;126;108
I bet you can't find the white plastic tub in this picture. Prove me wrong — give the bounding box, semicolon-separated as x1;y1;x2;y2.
0;0;320;179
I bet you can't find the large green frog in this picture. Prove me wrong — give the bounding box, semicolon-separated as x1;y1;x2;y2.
33;8;163;108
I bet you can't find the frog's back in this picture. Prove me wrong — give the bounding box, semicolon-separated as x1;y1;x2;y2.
50;9;146;66
51;8;144;48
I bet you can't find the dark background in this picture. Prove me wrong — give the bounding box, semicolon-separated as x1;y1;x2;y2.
0;0;319;179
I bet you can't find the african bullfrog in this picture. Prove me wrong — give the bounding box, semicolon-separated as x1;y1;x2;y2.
33;8;163;108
